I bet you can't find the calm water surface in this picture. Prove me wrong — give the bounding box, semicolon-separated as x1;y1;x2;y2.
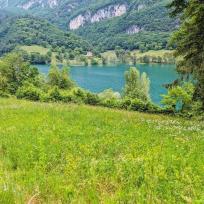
36;64;178;104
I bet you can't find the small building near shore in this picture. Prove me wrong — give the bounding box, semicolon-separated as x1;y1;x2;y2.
86;51;93;57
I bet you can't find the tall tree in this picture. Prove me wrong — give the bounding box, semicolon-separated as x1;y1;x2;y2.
124;67;150;102
168;0;204;106
0;53;39;94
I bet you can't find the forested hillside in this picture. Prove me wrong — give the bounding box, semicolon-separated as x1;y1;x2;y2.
0;16;91;56
0;0;176;51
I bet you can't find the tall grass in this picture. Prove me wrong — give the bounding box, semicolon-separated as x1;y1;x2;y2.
0;98;204;203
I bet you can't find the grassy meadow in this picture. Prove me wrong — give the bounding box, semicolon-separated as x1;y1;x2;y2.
0;98;204;203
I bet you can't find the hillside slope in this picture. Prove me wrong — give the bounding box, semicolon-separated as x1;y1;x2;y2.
0;16;91;56
0;0;176;51
0;98;204;203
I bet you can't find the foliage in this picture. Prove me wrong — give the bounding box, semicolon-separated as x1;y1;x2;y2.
0;53;39;94
23;51;51;64
74;0;176;51
16;82;43;101
47;86;63;102
48;64;74;90
101;50;175;65
85;92;100;105
0;16;91;56
98;89;121;101
168;0;204;107
1;0;176;52
162;82;195;113
124;67;150;102
60;66;75;89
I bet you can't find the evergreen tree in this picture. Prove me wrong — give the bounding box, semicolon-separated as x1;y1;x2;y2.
168;0;204;106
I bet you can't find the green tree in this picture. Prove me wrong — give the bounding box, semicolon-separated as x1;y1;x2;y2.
115;46;126;63
59;66;74;90
0;53;39;94
168;0;204;107
162;82;195;113
48;63;61;87
48;63;74;90
124;67;150;102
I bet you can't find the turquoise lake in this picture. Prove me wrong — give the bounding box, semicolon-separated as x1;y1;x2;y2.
36;64;178;104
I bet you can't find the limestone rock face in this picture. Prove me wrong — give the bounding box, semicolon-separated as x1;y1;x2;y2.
126;25;142;35
17;0;59;10
69;4;127;30
137;4;146;11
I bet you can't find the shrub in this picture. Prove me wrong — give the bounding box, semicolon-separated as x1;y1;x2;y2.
91;58;99;65
85;92;100;105
16;83;42;101
40;92;50;102
47;86;63;102
0;91;10;98
130;99;147;111
162;82;195;113
146;102;162;113
0;53;39;94
120;98;132;110
0;73;8;92
98;89;121;101
61;92;73;103
100;98;121;109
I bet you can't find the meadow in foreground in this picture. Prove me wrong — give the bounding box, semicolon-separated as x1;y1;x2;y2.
0;98;204;203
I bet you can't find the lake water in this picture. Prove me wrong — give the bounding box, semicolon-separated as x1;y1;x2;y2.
36;64;178;104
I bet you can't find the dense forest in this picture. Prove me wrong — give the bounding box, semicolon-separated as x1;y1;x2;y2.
0;0;176;52
75;1;177;51
0;16;92;56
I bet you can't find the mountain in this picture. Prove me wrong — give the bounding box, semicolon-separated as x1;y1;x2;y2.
0;15;91;56
0;0;176;51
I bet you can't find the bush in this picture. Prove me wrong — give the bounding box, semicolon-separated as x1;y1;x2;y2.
98;89;121;101
0;91;10;98
85;92;100;105
16;83;42;101
100;98;121;108
130;99;147;111
162;82;195;113
61;92;73;103
120;98;132;110
47;86;63;102
146;102;162;113
72;88;86;101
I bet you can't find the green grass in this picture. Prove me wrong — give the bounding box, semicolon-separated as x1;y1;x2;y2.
0;98;204;203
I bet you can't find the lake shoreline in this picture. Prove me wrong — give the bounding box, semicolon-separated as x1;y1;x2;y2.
36;64;178;104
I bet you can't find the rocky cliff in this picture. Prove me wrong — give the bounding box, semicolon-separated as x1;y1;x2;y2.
19;0;59;9
69;4;127;30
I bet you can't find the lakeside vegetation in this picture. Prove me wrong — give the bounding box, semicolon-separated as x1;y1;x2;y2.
18;45;175;66
1;98;204;203
0;52;202;117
